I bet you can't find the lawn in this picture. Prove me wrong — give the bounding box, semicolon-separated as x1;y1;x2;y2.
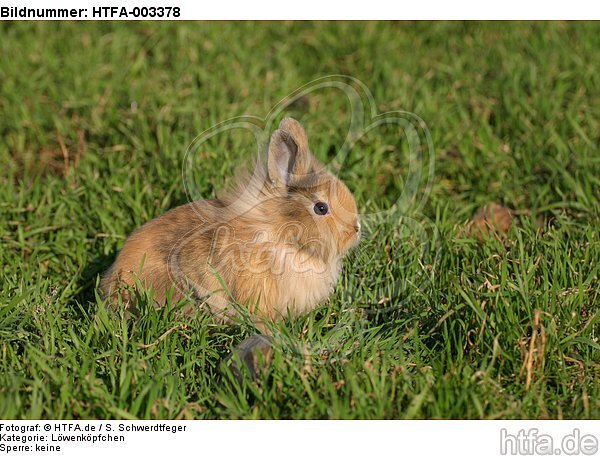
0;21;598;419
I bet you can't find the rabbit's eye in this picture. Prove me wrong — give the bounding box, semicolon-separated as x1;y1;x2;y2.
313;202;329;215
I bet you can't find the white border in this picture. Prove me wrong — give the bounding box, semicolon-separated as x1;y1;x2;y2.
1;0;599;19
0;420;599;456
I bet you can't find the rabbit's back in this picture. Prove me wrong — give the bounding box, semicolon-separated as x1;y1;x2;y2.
99;201;217;305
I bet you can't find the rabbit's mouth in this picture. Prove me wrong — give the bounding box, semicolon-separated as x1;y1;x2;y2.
338;227;361;256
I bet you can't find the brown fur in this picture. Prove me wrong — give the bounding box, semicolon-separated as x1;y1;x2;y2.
100;118;360;324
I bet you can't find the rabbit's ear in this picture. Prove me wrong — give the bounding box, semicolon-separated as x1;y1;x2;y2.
268;118;312;187
279;117;309;151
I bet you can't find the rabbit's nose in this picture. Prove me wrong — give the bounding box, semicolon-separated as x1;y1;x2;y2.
354;220;361;233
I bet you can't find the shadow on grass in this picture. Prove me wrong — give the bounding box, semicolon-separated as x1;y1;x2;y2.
70;251;115;320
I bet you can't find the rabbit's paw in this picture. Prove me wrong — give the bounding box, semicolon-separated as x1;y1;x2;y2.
225;334;274;382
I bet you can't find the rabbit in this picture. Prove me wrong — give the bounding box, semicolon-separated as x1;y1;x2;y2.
100;117;361;331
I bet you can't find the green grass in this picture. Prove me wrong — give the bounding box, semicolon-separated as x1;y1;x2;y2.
1;21;599;419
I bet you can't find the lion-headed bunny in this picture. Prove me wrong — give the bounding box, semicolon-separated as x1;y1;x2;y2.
100;118;360;329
